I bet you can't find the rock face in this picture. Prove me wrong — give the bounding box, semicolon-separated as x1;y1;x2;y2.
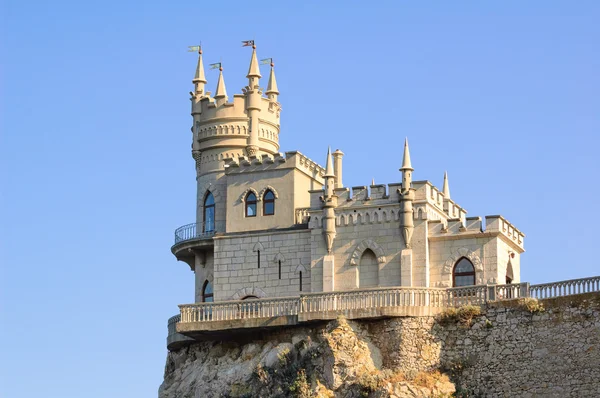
159;293;600;397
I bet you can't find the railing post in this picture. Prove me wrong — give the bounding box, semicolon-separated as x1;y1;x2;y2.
520;282;530;298
487;284;496;302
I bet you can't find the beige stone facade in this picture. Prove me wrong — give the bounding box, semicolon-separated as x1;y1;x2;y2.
171;46;525;304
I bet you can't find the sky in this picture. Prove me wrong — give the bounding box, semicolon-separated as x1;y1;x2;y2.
1;1;599;397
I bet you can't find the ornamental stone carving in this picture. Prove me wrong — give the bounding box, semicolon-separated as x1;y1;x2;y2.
349;239;386;266
442;247;483;275
231;286;267;300
258;185;279;199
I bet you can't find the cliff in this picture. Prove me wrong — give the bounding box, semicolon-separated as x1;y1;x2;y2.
159;293;600;397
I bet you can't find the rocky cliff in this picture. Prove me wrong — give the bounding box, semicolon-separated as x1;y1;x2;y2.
159;293;600;397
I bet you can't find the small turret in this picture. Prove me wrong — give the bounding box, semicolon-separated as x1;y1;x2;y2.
265;61;279;102
332;149;344;188
322;147;337;253
192;48;207;96
399;138;415;248
443;171;451;199
245;44;262;157
214;65;228;106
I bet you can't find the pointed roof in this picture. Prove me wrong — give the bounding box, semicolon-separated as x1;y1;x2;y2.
193;50;207;84
246;47;262;79
266;64;279;95
214;68;227;98
400;138;414;171
324;147;335;177
443;171;451;199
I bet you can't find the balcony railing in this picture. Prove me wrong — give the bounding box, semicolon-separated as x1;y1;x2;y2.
174;276;600;330
173;221;225;244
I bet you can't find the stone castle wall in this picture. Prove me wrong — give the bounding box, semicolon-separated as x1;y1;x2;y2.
160;293;600;397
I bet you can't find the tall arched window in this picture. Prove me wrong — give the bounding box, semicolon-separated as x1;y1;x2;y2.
203;192;215;232
263;190;275;216
202;280;213;302
245;192;257;217
453;258;475;287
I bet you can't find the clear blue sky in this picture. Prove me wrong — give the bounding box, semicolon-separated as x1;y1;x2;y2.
1;1;599;397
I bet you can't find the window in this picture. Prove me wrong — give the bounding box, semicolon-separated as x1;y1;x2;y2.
257;250;261;268
299;271;303;292
453;258;475;287
202;280;213;302
263;190;275;215
278;260;282;279
245;192;257;217
203;192;215;232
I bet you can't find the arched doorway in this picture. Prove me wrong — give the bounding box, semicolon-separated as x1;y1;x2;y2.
359;249;379;288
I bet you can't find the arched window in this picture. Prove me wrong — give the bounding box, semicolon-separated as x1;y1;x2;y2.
203;192;215;232
263;190;275;216
453;258;475;287
202;280;213;302
245;192;257;217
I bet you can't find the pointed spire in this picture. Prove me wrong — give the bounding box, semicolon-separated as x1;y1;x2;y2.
400;138;414;171
443;171;451;199
247;46;262;79
214;66;227;99
193;48;207;84
324;147;335;177
371;178;375;186
266;62;279;96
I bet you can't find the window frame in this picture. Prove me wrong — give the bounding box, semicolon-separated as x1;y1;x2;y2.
201;280;214;302
245;192;257;217
203;192;215;232
452;257;476;287
263;189;275;216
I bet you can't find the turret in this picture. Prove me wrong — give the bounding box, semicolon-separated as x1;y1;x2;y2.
192;47;207;96
399;138;415;248
214;65;228;106
322;147;337;253
265;60;279;102
245;44;262;157
332;149;344;188
442;171;451;199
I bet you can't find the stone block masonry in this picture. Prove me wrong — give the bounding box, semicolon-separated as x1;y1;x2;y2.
160;292;600;397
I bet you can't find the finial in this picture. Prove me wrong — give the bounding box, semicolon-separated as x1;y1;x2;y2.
400;138;414;171
263;58;279;96
324;147;335;177
246;42;262;79
213;63;227;99
371;178;375;186
443;171;451;199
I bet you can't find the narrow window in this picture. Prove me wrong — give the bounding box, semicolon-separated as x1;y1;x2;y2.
278;260;282;279
202;280;214;302
299;271;303;292
263;190;275;216
257;250;260;268
203;192;215;232
453;258;475;287
245;192;257;217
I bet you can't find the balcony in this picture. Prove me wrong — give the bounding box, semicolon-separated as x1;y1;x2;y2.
168;276;600;345
171;221;225;266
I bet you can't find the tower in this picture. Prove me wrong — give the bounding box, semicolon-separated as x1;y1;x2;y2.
189;45;282;232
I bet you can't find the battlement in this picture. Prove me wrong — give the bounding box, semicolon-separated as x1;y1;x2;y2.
224;150;325;183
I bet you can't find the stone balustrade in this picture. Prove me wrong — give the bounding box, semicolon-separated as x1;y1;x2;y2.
168;275;600;346
529;275;600;299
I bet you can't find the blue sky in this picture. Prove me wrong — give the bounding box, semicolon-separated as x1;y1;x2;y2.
1;1;599;397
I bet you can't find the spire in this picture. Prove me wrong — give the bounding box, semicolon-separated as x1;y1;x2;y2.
266;62;279;96
324;147;335;177
214;66;227;99
400;138;414;171
193;49;207;84
247;46;262;79
371;178;375;186
443;171;451;199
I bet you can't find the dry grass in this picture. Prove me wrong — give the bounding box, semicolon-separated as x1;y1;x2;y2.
412;370;449;390
438;305;482;326
519;297;544;313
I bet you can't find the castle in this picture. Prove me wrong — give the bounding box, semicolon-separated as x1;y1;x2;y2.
170;44;526;308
